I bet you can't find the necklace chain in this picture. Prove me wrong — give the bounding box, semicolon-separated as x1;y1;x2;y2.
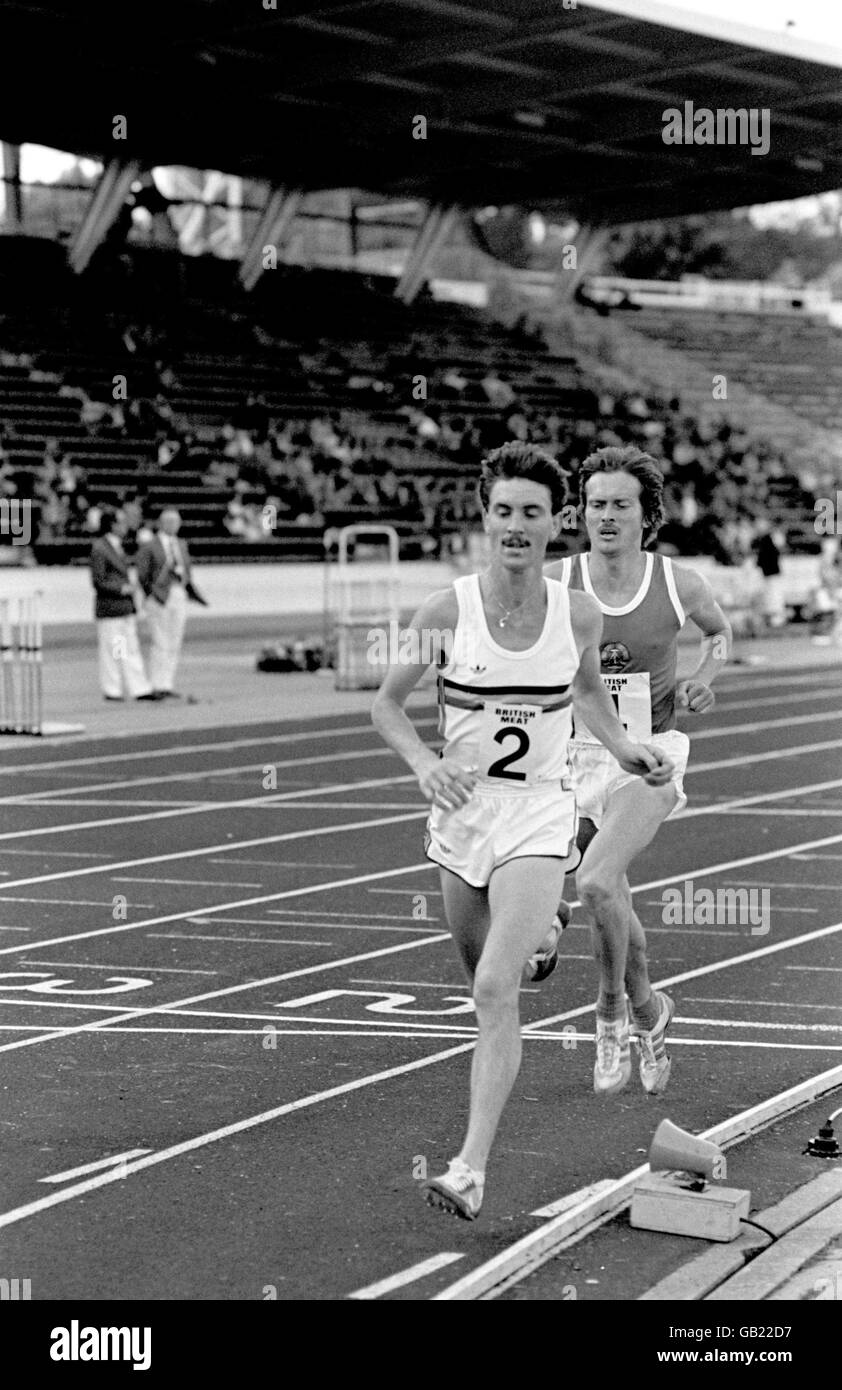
485;574;535;628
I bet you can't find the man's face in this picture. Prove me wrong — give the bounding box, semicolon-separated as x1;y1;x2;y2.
113;509;129;539
484;477;559;569
583;470;646;555
160;511;181;536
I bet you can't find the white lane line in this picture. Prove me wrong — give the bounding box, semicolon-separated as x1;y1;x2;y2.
0;1024;472;1040
39;1150;154;1184
712;808;842;817
348;1253;465;1300
19;959;218;975
0;927;30;932
676;1016;842;1033
208;858;358;869
0;999;151;1013
722;880;842;890
0;848;110;859
0;1038;475;1232
16;799;204;809
149;934;331;947
350;979;473;991
785;964;842;972
172;915;442;936
267;909;439;922
0;810;426;890
370;888;444;897
111;877;264;889
685;996;842;1011
0;897;156;908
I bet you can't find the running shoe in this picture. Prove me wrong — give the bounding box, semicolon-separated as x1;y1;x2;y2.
525;901;571;983
593;1010;632;1095
422;1158;484;1220
632;990;675;1095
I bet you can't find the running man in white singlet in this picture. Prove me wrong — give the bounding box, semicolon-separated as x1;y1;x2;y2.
545;445;732;1099
372;441;674;1220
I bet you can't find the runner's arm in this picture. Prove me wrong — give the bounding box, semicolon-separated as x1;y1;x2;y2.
370;589;477;809
673;566;732;713
569;591;673;783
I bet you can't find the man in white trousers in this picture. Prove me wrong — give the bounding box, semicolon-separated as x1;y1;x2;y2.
137;508;208;698
91;507;159;702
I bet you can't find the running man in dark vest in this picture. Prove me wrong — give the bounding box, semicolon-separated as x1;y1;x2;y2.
544;445;731;1098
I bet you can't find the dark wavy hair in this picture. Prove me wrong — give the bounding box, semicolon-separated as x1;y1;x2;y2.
478;440;570;515
578;445;665;546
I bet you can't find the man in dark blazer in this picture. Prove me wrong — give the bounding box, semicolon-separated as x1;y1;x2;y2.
136;508;208;698
91;506;157;701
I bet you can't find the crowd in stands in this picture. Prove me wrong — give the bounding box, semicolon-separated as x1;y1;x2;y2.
0;318;828;565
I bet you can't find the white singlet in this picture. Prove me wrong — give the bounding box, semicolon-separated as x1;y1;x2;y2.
436;573;580;790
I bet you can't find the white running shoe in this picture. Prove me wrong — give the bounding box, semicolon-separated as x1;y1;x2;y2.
422;1158;485;1220
593;1012;632;1095
632;991;676;1095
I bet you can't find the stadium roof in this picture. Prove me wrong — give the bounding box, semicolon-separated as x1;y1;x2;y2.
2;0;841;223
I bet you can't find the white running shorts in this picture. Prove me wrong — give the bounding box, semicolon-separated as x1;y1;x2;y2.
570;728;690;830
424;783;578;889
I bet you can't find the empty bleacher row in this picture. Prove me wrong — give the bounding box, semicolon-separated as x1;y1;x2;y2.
627;307;842;433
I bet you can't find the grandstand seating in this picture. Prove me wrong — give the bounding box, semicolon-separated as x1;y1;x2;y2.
628;307;842;433
0;237;831;566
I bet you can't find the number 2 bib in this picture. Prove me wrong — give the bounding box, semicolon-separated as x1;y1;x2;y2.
478;702;543;783
576;671;652;743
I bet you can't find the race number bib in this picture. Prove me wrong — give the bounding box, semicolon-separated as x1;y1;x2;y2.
478;702;542;782
576;672;652;743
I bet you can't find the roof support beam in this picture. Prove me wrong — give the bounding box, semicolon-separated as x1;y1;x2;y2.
394;201;459;305
1;142;22;230
239;185;303;292
68;159;141;275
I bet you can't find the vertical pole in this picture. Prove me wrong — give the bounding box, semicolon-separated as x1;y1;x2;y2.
34;591;43;736
0;598;7;732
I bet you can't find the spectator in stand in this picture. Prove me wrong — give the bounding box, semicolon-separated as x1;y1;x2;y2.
80;393;111;435
0;458;18;498
55;456;86;500
37;491;69;543
480;369;516;410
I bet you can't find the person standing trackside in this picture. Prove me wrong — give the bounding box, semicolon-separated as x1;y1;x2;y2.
137;508;208;698
91;506;159;702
